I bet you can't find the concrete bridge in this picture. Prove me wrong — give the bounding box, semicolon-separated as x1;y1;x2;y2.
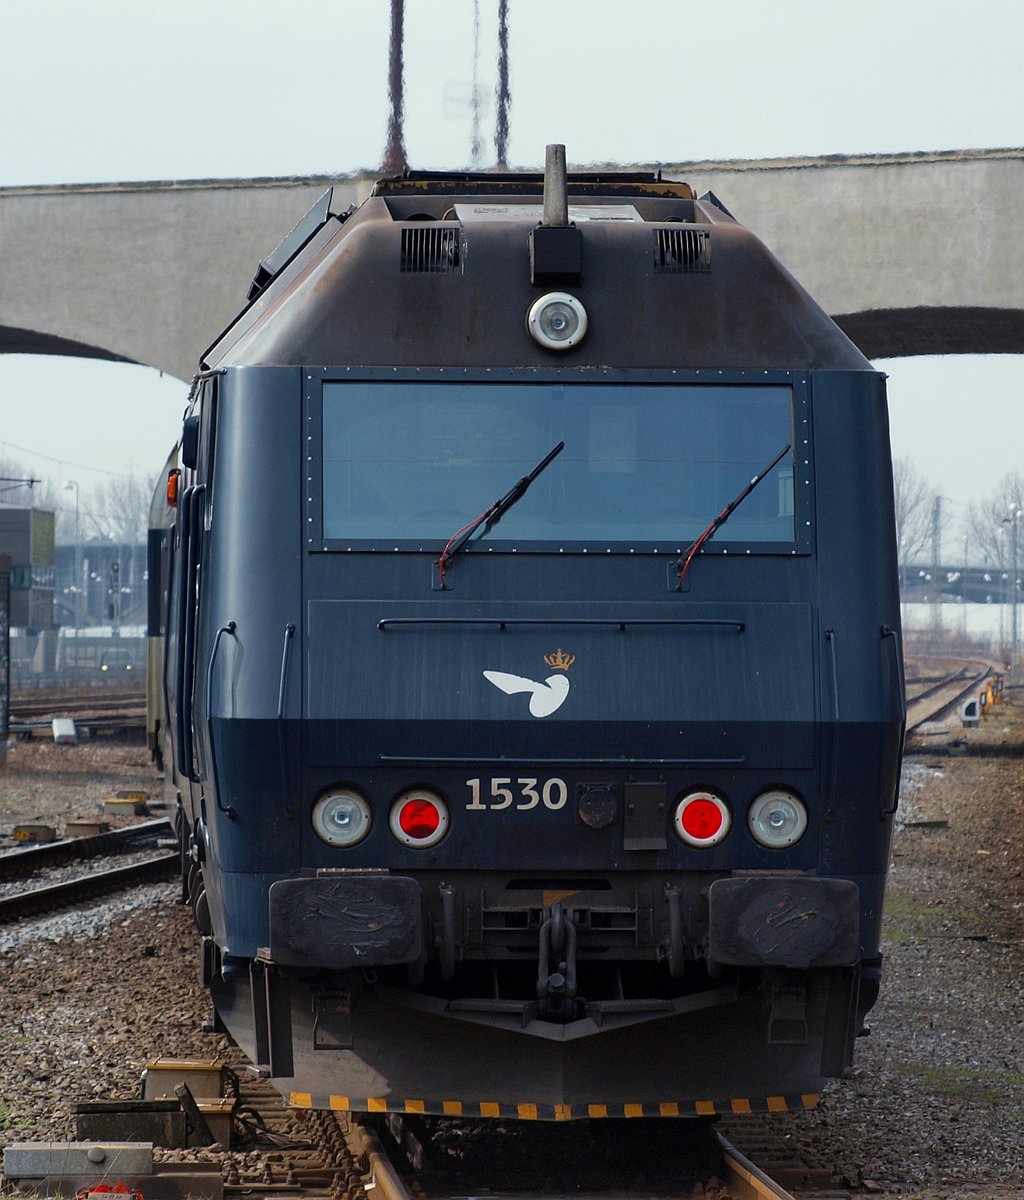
902;564;1021;606
1;148;1022;382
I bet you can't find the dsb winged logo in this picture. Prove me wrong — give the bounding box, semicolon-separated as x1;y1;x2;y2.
483;648;575;718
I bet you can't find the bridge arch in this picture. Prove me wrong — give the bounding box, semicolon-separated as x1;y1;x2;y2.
0;151;1021;377
0;324;133;365
836;307;1024;359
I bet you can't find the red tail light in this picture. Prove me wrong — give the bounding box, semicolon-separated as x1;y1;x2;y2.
673;791;731;847
390;789;449;848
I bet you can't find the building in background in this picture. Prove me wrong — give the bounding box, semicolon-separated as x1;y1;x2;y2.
0;555;9;764
54;541;147;630
0;507;55;631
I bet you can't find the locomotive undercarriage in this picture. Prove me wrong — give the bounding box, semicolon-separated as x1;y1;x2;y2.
187;833;868;1107
207;948;863;1113
262;867;864;1002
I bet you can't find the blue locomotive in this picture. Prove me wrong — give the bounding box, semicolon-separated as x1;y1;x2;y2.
152;149;904;1120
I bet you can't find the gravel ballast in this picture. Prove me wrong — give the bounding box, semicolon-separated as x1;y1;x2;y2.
1;707;1023;1197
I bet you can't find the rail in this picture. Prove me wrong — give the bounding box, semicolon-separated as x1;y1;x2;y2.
340;1112;805;1200
718;1131;800;1199
9;690;145;718
0;852;178;923
0;818;172;879
905;659;997;733
8;688;147;737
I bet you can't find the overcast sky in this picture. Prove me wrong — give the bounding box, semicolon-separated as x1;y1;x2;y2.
1;0;1022;549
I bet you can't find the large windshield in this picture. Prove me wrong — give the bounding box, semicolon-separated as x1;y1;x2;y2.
321;382;795;548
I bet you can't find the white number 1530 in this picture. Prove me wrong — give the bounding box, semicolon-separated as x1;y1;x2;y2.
466;777;569;811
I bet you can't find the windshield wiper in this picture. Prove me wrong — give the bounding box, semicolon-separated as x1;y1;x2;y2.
675;442;792;591
438;441;565;588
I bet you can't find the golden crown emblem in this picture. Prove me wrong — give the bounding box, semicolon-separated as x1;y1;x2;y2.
544;648;576;671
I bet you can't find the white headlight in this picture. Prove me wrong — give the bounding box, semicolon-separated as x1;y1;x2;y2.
312;789;372;848
527;292;588;351
748;790;807;849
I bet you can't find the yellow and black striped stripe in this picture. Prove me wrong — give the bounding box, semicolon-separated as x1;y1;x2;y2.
288;1092;819;1120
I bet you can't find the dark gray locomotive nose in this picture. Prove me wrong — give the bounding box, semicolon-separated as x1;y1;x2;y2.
154;151;902;1120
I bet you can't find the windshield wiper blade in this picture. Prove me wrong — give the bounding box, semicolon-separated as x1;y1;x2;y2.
675;442;792;591
438;441;565;588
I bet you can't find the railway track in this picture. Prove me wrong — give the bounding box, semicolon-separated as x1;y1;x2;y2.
8;688;146;736
9;689;145;718
221;1110;829;1200
52;1049;838;1200
8;1111;843;1200
0;854;178;923
346;1111;828;1200
0;817;173;878
905;659;997;733
0;818;177;923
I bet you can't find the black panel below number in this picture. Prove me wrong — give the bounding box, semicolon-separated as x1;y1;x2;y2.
622;781;668;850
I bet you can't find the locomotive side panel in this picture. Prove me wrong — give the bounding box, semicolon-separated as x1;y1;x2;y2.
167;369;306;958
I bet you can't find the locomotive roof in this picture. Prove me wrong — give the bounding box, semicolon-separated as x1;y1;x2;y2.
201;170;870;374
371;168;696;200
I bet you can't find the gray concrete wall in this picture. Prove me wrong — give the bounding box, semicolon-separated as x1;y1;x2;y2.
0;176;373;380
672;149;1024;358
1;149;1021;380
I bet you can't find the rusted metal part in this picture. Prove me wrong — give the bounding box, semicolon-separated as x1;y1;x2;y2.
371;172;696;199
495;0;510;167
11;713;145;736
346;1120;411;1200
718;1131;799;1199
283;1109;372;1200
10;689;145;719
381;0;407;174
324;1111;808;1200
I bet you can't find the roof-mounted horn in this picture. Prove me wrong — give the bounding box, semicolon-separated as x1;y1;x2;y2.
529;144;582;286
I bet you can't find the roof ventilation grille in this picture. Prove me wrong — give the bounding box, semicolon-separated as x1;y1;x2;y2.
400;226;462;273
654;228;711;274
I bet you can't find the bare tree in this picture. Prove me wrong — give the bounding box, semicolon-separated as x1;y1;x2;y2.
967;470;1024;568
85;473;157;546
0;455;65;536
0;458;156;550
0;455;44;506
892;457;934;571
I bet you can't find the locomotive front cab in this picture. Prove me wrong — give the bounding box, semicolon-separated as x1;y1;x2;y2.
167;165;903;1117
284;365;889;1045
